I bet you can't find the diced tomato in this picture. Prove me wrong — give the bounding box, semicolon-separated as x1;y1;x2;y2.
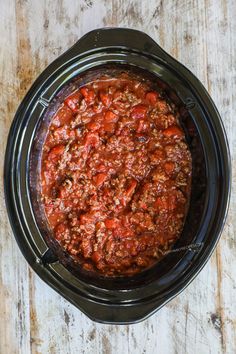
48;145;65;161
163;125;184;138
84;132;100;147
103;122;116;133
86;121;100;131
93;173;107;187
64;90;81;112
52;106;73;126
80;87;95;103
164;161;175;174
92;251;102;263
104;111;118;123
105;218;120;229
100;91;111;106
96;163;107;172
102;187;110;197
131;104;147;119
80;87;88;96
86;90;95;103
146;91;159;105
125;179;137;198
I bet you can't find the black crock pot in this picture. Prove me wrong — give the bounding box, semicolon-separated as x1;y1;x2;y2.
4;28;230;324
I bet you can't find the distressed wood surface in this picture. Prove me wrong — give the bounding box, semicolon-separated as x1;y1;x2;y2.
0;1;236;353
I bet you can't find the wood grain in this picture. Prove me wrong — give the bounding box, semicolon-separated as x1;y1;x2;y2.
0;0;235;353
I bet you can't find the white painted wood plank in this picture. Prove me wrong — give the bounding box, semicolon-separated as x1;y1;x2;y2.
0;1;235;353
0;1;31;353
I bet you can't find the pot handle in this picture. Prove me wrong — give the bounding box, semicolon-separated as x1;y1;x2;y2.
67;27;171;61
69;292;167;324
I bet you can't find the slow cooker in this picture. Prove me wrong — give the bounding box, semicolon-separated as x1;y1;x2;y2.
4;28;230;324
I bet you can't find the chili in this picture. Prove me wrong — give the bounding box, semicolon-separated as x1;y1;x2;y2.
41;72;192;276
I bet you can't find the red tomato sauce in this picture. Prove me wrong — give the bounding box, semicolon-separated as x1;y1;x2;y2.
41;72;192;276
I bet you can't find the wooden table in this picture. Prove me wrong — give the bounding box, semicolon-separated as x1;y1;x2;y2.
1;1;235;353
